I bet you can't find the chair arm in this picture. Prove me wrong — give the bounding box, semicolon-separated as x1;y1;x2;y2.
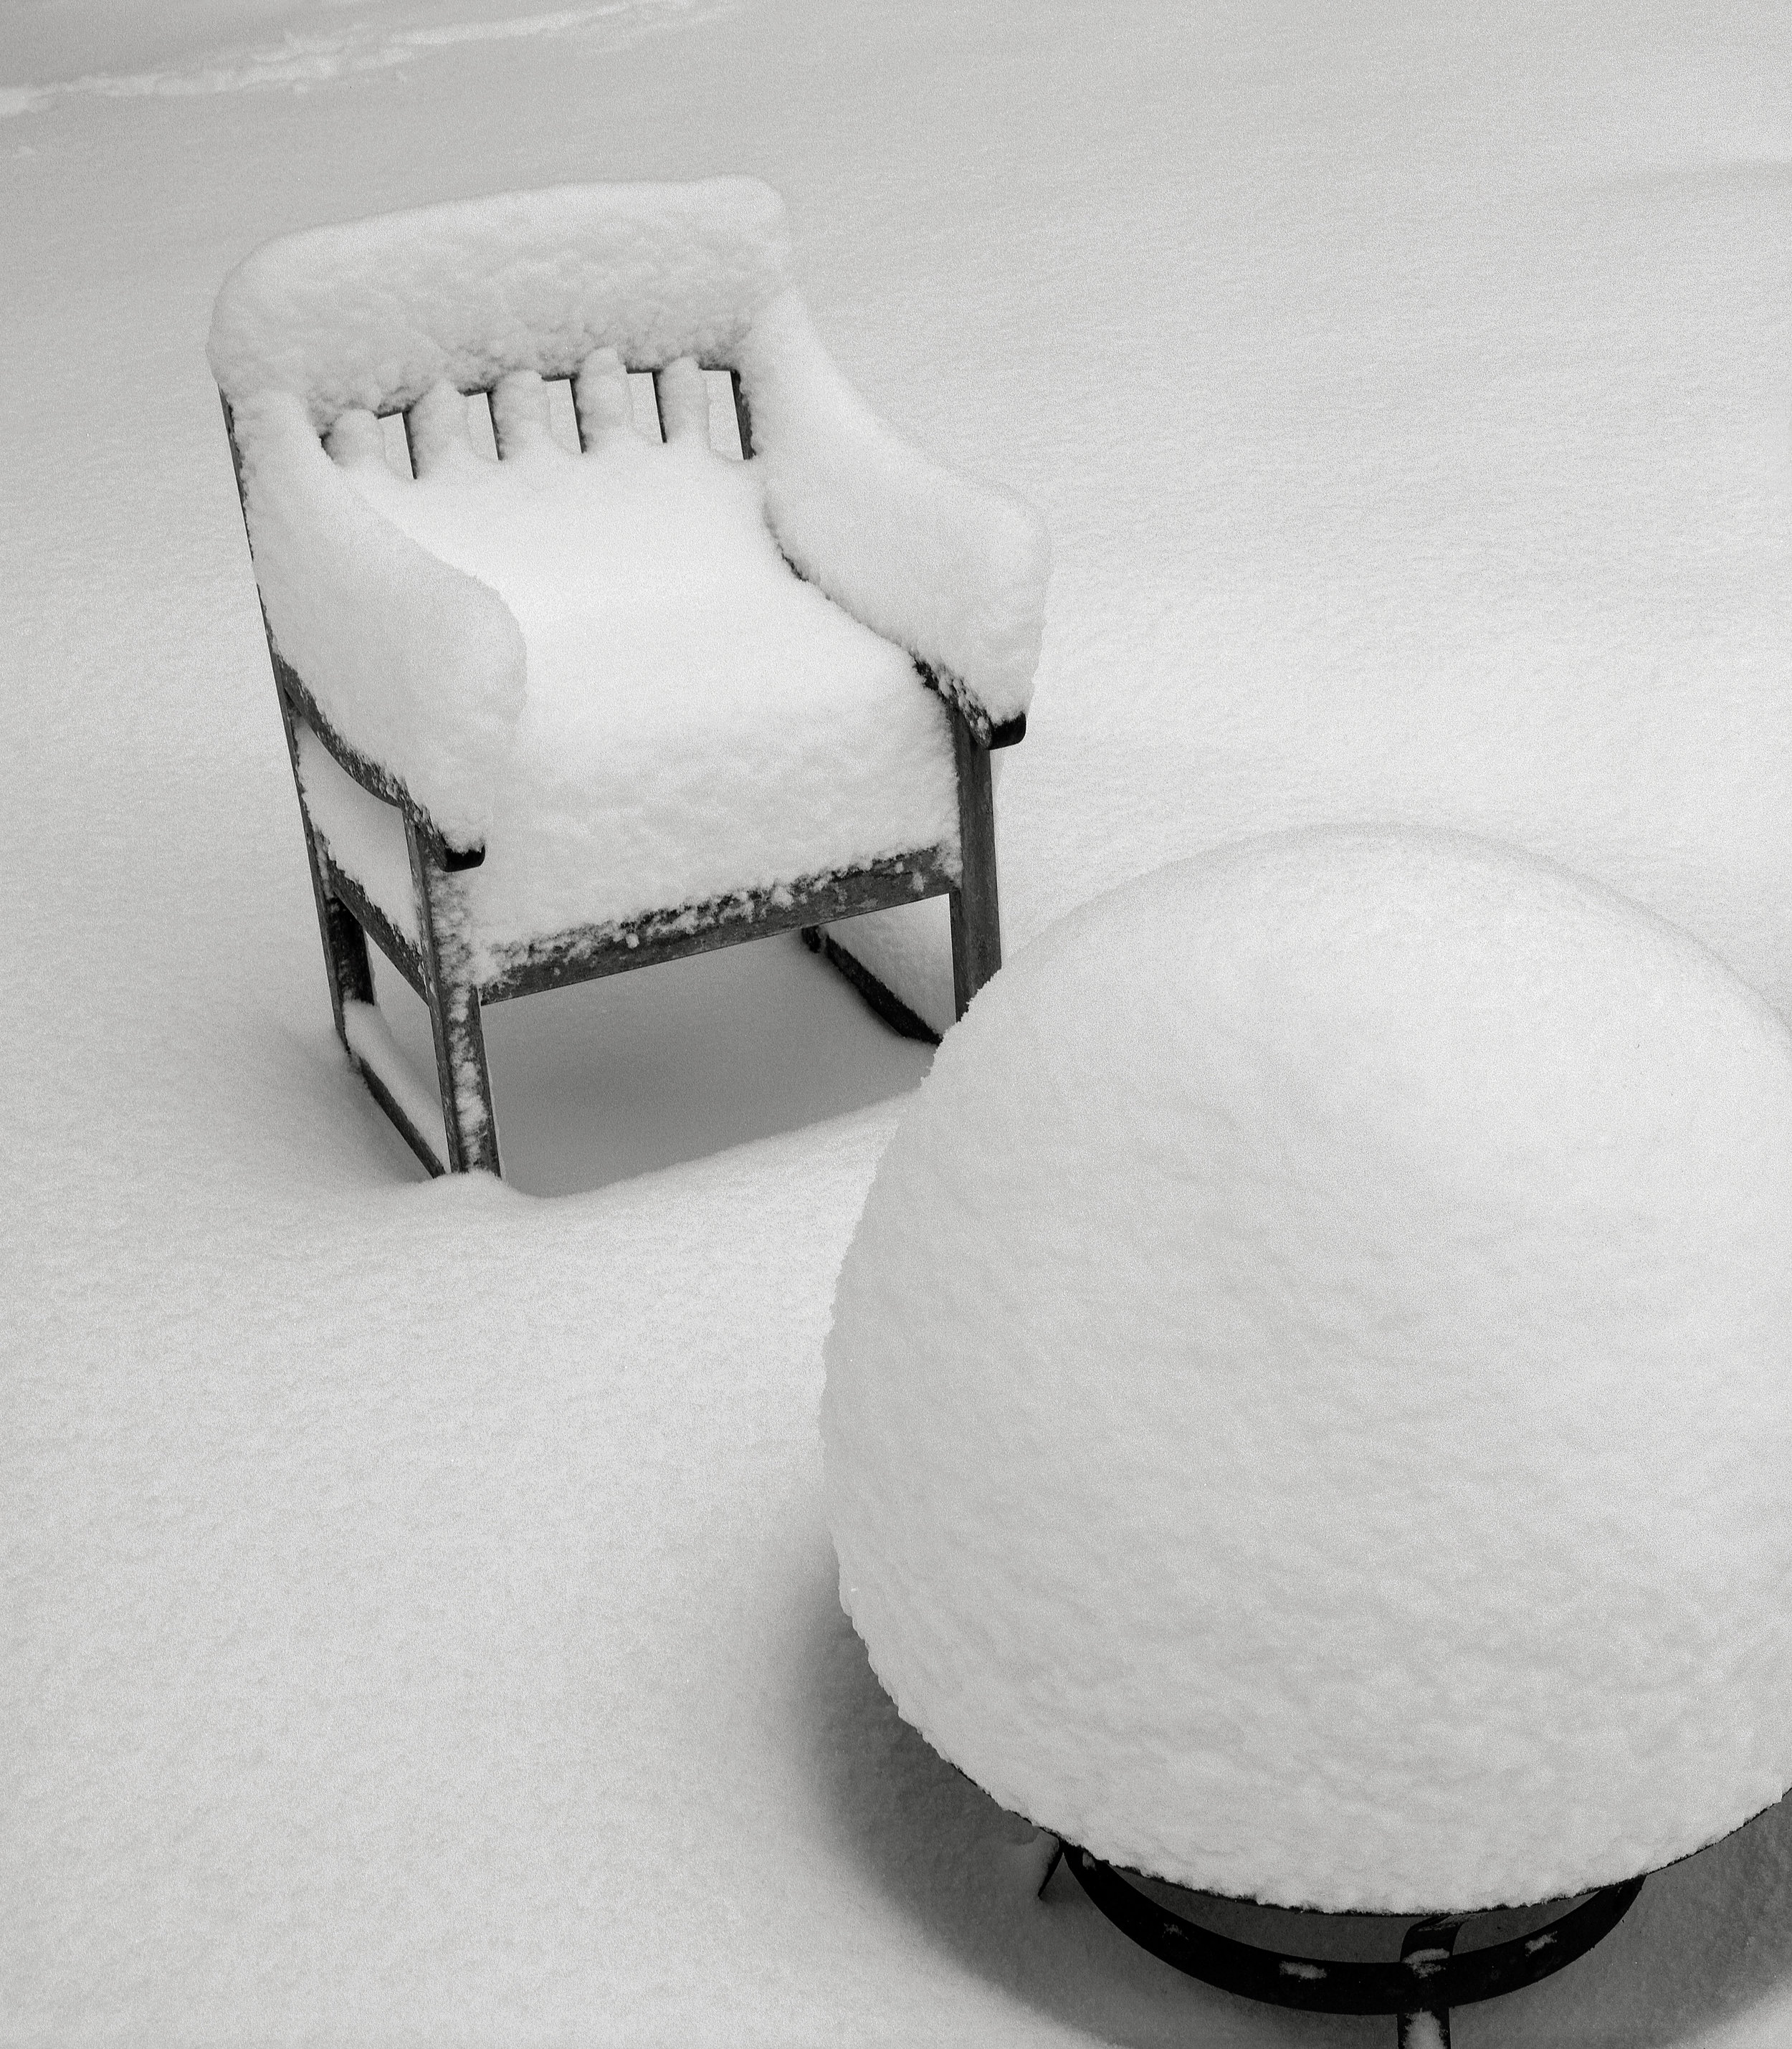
738;293;1049;741
227;389;525;854
276;659;485;870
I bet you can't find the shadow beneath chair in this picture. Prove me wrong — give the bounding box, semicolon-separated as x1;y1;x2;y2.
787;1575;1792;2048
368;929;933;1196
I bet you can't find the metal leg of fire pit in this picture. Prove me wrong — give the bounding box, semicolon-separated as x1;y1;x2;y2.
1395;1916;1460;2049
1054;1843;1644;2045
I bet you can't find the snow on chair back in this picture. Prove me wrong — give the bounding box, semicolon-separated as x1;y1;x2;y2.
206;178;792;430
373;353;748;479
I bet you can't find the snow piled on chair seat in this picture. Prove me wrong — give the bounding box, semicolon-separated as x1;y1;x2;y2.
207;178;793;427
826;828;1792;1914
326;402;958;971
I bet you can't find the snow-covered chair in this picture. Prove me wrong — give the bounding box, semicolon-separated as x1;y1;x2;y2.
209;179;1049;1175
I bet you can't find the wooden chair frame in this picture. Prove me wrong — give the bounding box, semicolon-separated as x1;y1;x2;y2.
221;363;1022;1177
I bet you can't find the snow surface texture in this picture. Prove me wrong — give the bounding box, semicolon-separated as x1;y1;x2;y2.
210;180;1049;843
825;828;1792;1914
317;364;959;968
1;1;730;119
819;29;1792;1047
14;2;1792;2044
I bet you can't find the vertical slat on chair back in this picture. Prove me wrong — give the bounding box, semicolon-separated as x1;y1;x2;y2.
728;371;753;459
643;366;753;457
390;362;753;472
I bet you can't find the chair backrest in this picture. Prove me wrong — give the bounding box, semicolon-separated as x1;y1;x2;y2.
345;352;755;476
207;178;792;436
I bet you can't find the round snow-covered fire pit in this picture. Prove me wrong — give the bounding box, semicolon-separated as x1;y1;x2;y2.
822;826;1792;2025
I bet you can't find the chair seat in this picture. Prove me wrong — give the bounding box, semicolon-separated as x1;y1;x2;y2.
302;423;959;975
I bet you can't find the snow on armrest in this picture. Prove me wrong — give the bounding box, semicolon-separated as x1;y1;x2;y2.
740;292;1049;737
233;389;525;853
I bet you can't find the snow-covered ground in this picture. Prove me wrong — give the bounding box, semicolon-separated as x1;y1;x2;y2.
6;1;1792;2042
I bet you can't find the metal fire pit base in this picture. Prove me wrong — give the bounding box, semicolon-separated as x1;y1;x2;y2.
1051;1843;1644;2047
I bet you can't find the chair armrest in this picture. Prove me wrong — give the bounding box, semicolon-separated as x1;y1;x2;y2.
739;293;1049;741
227;389;525;854
276;658;485;869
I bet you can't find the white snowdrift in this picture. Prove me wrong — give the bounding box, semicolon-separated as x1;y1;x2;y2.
825;828;1792;1914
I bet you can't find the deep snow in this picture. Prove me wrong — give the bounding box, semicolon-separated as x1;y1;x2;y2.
826;828;1792;1914
6;1;1792;2044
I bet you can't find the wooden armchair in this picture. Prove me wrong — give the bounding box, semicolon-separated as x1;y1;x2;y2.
209;179;1049;1176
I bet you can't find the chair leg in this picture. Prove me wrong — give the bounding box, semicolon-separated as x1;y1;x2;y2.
318;893;375;1026
949;706;1003;1021
274;677;373;1043
799;925;943;1046
237;408;411;1154
232;401;378;1054
406;816;501;1175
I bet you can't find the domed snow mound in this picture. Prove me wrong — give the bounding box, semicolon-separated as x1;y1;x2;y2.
823;826;1792;1914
